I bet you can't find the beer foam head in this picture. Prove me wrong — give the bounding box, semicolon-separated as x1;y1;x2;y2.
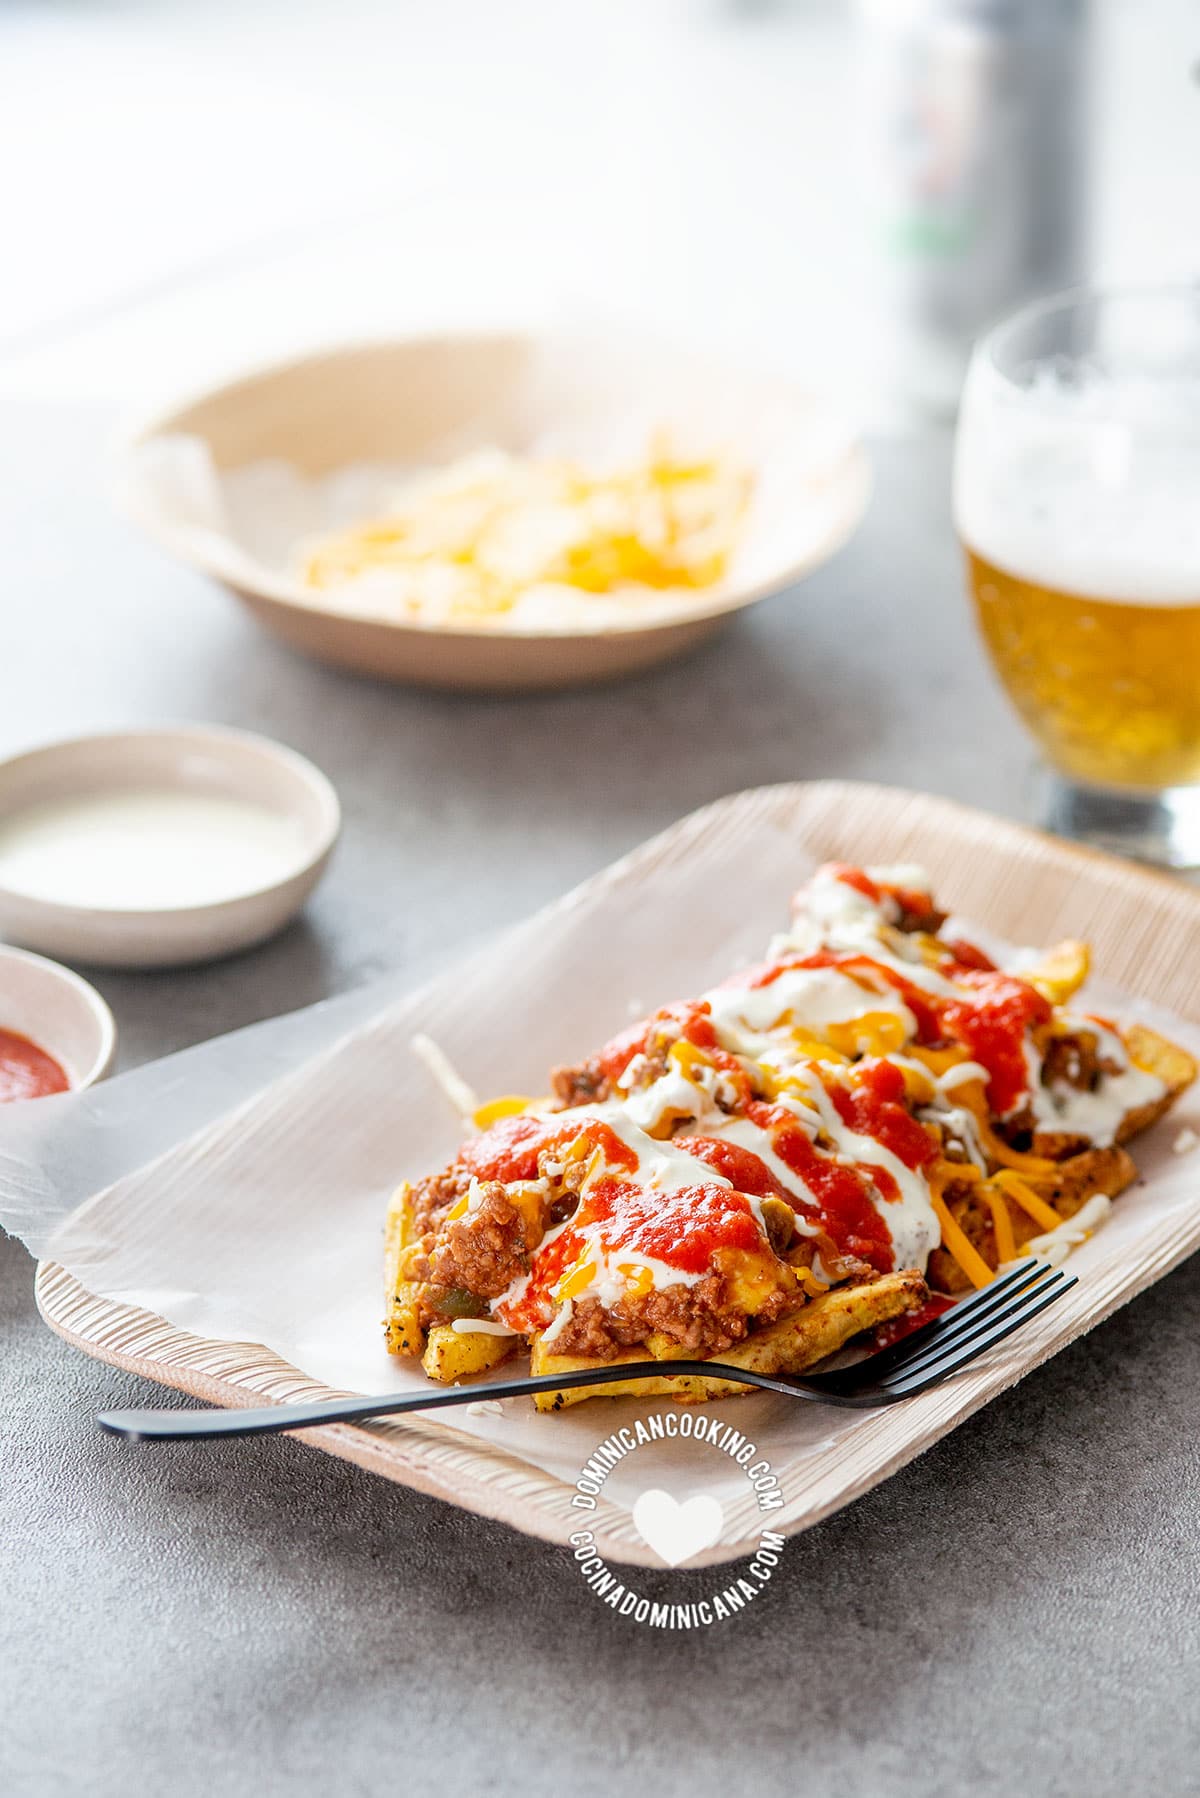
954;361;1200;605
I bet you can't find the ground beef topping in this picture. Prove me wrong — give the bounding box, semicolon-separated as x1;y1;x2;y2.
427;1181;540;1299
408;1167;473;1239
547;1266;796;1360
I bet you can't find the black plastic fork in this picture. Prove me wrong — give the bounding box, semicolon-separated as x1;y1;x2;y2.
97;1259;1074;1442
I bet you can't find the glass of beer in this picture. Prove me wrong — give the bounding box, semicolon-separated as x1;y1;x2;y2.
954;284;1200;867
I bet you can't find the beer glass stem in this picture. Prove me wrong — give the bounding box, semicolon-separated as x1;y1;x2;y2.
1039;773;1200;873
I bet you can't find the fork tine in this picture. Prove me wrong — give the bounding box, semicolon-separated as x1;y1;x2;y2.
871;1265;1067;1384
879;1272;1078;1397
848;1257;1042;1380
809;1259;1048;1393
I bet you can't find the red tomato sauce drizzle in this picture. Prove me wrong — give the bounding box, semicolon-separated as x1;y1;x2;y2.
680;1136;789;1199
745;1099;896;1272
458;1113;644;1187
496;1227;578;1334
942;936;996;973
500;1177;764;1333
457;1113;557;1184
870;1291;955;1351
591;999;752;1101
575;1177;763;1274
833;1060;938;1173
592;999;715;1085
727;947;1048;1116
824;863;881;903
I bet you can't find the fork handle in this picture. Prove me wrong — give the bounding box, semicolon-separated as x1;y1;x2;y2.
97;1358;759;1440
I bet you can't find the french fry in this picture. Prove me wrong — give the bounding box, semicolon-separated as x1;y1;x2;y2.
528;1270;927;1411
1035;1145;1137;1217
421;1324;516;1384
1119;1025;1199;1142
1024;939;1091;1005
383;1183;425;1359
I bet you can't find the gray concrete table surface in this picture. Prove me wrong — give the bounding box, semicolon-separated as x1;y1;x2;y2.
2;403;1198;1797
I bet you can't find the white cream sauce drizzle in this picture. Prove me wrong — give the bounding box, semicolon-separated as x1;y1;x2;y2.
1028;1015;1164;1146
704;966;916;1053
918;1104;988;1172
619;1063;718;1134
1000;1193;1112;1267
937;1059;992;1092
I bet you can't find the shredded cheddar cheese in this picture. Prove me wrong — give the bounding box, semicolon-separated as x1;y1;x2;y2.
617;1262;656;1299
472;1093;535;1129
909;1045;972;1078
979;1183;1019;1264
667;1040;714;1080
555;1256;597;1302
929;1189;995;1290
828;1011;910;1059
953;1081;1060;1177
991;1170;1064;1234
301;442;754;624
795;1266;831;1299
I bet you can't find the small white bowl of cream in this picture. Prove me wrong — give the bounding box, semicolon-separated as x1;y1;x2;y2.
0;726;340;967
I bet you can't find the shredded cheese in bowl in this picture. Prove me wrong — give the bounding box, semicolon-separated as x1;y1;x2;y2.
299;441;754;628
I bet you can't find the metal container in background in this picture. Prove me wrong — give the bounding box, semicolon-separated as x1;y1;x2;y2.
857;0;1091;414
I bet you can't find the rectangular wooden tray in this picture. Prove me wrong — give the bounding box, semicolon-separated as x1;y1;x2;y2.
36;782;1200;1567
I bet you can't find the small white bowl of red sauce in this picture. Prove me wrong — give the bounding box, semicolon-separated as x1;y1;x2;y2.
0;944;116;1102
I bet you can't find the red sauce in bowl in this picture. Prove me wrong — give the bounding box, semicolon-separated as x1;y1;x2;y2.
0;1028;70;1102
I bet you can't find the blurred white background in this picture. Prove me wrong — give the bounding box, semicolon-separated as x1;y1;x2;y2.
2;0;1197;421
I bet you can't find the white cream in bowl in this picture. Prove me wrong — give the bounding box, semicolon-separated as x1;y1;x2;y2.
0;727;340;968
0;790;312;911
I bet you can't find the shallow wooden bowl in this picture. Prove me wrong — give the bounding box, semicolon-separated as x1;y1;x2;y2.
112;332;870;693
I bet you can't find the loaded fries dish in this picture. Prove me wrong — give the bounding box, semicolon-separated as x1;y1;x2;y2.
385;863;1195;1408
